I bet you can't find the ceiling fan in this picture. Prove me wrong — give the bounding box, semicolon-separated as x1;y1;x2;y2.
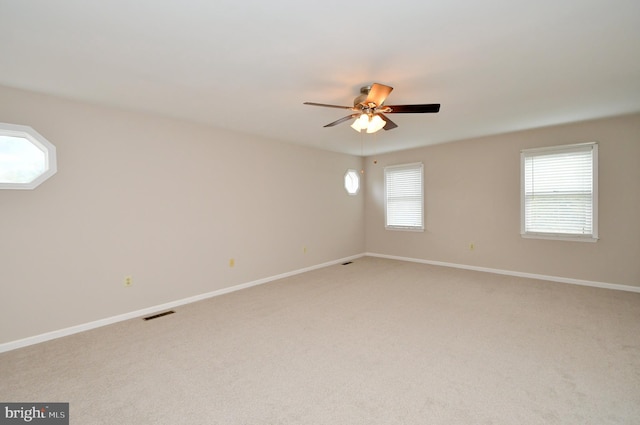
304;83;440;133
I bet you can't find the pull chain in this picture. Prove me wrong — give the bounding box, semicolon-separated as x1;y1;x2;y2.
360;128;365;174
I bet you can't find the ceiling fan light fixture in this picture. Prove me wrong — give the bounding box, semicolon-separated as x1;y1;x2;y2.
351;114;386;133
358;113;370;129
366;115;386;133
350;113;370;132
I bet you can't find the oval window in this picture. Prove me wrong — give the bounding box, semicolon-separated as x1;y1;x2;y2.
344;169;360;195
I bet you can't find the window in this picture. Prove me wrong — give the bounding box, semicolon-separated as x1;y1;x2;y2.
521;143;597;241
384;162;424;231
0;123;57;190
344;169;360;195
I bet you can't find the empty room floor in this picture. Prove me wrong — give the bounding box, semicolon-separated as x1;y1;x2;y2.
1;257;639;424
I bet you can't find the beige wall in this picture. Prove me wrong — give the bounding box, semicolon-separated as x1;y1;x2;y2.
2;83;638;346
364;113;640;287
0;85;364;344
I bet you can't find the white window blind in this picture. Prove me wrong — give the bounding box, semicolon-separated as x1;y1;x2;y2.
521;143;597;241
385;163;424;230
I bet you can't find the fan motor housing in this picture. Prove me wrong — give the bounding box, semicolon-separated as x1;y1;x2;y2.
353;86;372;107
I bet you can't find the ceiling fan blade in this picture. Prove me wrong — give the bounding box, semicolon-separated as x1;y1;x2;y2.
324;114;361;127
304;102;354;110
378;113;398;130
363;83;393;107
384;104;441;113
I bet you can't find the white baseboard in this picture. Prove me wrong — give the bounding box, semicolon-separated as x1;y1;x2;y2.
365;252;640;293
4;252;635;353
0;253;365;354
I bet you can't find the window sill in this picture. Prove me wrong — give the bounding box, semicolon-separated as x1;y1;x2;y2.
521;232;598;243
385;226;425;232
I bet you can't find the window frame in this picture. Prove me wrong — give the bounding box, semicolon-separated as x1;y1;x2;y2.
520;142;598;242
0;123;57;190
384;162;424;232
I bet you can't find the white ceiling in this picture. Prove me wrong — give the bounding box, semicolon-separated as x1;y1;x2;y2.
1;0;639;156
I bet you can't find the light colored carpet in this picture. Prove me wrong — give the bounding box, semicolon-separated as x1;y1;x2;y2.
1;257;639;424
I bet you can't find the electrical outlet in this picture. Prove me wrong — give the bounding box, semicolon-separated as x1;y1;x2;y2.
229;258;235;268
303;246;307;254
469;242;475;251
124;276;133;287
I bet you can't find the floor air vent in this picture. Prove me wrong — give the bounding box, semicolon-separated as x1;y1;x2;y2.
144;310;175;321
342;261;353;265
